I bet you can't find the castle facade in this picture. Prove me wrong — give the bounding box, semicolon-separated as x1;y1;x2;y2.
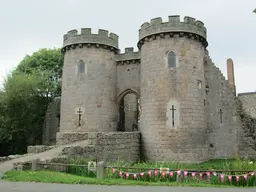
57;15;256;162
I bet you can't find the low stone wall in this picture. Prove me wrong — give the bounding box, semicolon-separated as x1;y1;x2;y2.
59;132;141;163
61;145;96;160
27;145;55;154
56;132;88;145
89;132;140;163
13;156;69;172
12;132;140;171
0;154;28;163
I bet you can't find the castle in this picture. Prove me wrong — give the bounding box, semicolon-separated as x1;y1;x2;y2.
42;15;256;162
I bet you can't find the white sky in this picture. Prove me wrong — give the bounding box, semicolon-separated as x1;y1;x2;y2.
0;0;255;94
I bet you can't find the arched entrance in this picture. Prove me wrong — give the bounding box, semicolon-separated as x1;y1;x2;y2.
117;89;140;132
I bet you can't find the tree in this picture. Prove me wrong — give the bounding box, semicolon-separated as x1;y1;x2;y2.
0;48;63;156
253;8;256;14
14;48;63;97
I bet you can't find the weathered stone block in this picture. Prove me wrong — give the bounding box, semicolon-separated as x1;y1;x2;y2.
56;132;88;145
27;145;54;154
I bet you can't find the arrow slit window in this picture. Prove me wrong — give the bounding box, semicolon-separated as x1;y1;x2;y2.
167;51;176;68
77;60;86;74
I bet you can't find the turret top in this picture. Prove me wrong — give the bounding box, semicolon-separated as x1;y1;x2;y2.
139;15;207;42
63;28;119;50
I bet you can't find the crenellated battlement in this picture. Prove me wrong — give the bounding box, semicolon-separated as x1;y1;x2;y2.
138;15;207;48
62;28;119;53
115;47;141;65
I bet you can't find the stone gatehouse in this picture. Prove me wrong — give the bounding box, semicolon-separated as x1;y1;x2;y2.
42;15;256;162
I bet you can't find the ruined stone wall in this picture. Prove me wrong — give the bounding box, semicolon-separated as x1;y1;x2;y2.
124;94;138;132
236;98;256;158
204;56;239;159
238;92;256;119
42;97;60;145
237;92;256;156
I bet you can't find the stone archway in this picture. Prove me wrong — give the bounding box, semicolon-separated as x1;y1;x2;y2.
117;89;140;132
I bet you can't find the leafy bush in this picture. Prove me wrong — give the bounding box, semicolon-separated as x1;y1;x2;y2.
66;157;96;178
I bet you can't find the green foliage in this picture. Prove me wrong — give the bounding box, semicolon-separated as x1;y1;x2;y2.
66;157;96;178
0;48;63;156
0;73;48;154
14;48;63;97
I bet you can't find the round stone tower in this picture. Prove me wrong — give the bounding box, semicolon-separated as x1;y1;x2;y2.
60;28;119;133
138;16;209;162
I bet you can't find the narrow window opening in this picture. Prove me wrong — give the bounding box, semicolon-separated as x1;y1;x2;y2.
219;109;223;124
205;85;209;94
197;80;202;89
77;60;85;74
167;51;176;68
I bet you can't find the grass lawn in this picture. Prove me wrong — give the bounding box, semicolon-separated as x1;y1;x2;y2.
3;170;232;188
3;158;256;187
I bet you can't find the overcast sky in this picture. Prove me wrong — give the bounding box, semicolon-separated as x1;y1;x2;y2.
0;0;255;93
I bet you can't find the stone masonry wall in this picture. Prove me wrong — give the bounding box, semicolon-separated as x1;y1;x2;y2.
124;94;138;132
14;132;140;171
60;46;118;133
237;92;256;157
56;132;88;145
204;55;239;159
58;132;140;163
116;62;140;97
238;92;256;119
42;97;60;145
88;132;140;163
139;35;208;163
236;98;256;158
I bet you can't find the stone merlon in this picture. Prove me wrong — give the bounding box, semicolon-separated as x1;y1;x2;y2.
138;15;207;48
63;28;119;50
115;47;140;64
